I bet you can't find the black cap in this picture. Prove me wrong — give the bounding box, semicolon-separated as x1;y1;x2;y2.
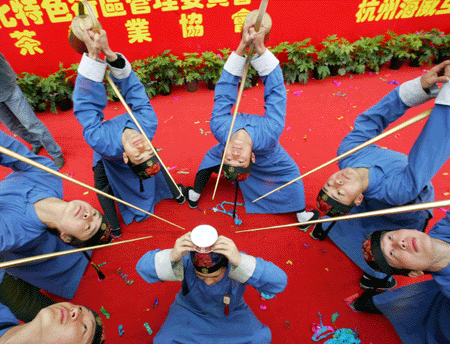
222;160;253;182
316;189;354;217
362;230;411;276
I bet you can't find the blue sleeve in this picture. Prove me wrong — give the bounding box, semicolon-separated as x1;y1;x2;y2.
136;249;163;284
377;104;450;205
209;69;241;144
0;303;18;338
338;88;408;155
73;71;157;158
0;130;58;172
246;257;287;295
109;71;158;139
209;66;286;151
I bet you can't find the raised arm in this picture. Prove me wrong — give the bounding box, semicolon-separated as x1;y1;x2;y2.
338;62;450;156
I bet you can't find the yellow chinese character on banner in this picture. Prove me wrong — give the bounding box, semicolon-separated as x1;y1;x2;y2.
153;0;179;11
415;0;440;16
125;18;152;42
395;0;420;18
181;0;204;10
99;0;127;17
231;8;249;33
10;30;43;55
436;0;450;14
11;0;43;26
68;0;100;17
179;13;203;38
0;4;17;28
374;0;400;20
234;0;250;5
207;0;229;8
356;0;380;22
125;0;151;14
41;0;73;23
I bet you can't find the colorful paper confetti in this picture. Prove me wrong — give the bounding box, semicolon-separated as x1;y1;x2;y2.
100;306;110;319
144;322;153;335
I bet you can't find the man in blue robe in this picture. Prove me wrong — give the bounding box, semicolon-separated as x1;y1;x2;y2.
0;130;111;322
313;60;450;289
0;301;106;344
184;20;318;227
73;28;184;237
136;230;287;344
352;211;450;343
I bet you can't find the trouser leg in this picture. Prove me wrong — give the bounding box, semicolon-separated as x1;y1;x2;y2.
2;84;62;158
93;161;120;230
193;166;218;194
160;166;183;200
0;273;55;323
0;101;39;146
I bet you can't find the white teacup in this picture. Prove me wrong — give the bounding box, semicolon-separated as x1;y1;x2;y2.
191;225;218;253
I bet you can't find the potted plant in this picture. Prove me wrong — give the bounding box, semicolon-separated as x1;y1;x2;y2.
132;58;158;99
404;32;427;67
349;35;385;74
424;29;450;64
279;39;316;84
38;63;74;113
243;65;259;89
436;33;450;64
200;49;230;90
181;52;203;92
149;50;183;96
314;34;354;78
385;31;413;70
16;72;48;112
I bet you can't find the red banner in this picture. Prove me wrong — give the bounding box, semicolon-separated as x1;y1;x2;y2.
1;0;449;76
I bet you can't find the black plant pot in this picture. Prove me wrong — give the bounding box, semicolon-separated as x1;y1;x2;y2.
34;102;48;113
434;54;450;64
389;57;407;70
206;80;216;91
185;80;199;93
329;65;340;76
409;58;421;68
158;84;172;96
56;97;73;111
312;67;327;80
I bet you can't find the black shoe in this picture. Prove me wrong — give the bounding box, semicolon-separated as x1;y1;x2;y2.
298;210;320;231
111;228;122;238
184;186;199;209
176;184;186;205
53;155;65;169
310;222;329;241
352;290;383;314
31;144;43;154
359;273;397;290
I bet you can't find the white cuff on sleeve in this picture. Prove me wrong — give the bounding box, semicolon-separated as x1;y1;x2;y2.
250;49;279;76
399;76;434;107
224;52;246;77
107;53;132;80
435;82;450;106
154;249;184;281
78;53;106;82
228;253;256;283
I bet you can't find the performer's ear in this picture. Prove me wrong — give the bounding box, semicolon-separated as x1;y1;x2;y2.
123;152;129;164
251;152;255;163
408;270;424;278
354;193;364;206
60;232;72;244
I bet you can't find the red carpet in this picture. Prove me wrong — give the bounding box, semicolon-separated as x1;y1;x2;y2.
1;63;448;343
